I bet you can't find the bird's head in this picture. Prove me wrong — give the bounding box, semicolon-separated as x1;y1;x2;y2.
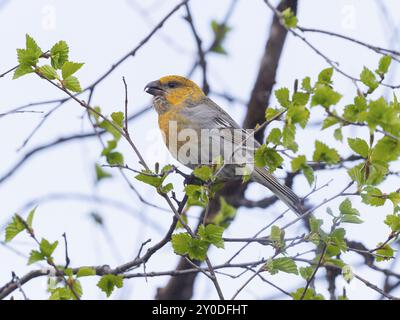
144;75;205;112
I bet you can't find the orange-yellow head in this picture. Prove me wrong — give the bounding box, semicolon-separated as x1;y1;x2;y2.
144;75;205;112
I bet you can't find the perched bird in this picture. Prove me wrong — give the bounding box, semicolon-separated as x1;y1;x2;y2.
144;75;304;216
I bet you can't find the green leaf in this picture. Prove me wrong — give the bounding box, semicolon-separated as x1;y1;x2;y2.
334;128;343;142
342;265;354;283
265;108;284;121
95;164;112;182
13;65;34;79
299;266;314;280
339;198;360;215
159;182;174;194
26;207;36;228
63;76;82;92
111;112;124;128
291;155;314;186
384;214;400;232
282;123;298;152
343;96;368;122
360;67;379;92
171;233;192;255
348;138;369;158
99;120;121;140
135;171;162;188
266;128;282;145
25;34;43;57
270;225;282;242
287;105;310;128
376;55;392;76
291;155;306;172
49;287;72;300
321;116;339;130
106;152;124;166
275;87;290;108
61;61;84;79
16;48;39;67
309;216;323;234
301;76;313;92
371;136;400;163
313;140;340;164
28;250;45;265
254;145;283;172
5;214;26;242
302;165;315;186
187;238;208;261
281;8;298;28
198;224;224;248
97;275;123;297
37;64;58;80
375;244;394;262
212;197;236;228
50;40;69;69
40;238;58;257
341;215;363;224
291;288;324;300
292;92;310;106
361;186;385;206
210;20;231;54
311;85;342;108
264;257;298;275
388;193;400;208
184;184;208;207
330;228;347;252
318;67;334;85
193;166;213;181
77;267;96;277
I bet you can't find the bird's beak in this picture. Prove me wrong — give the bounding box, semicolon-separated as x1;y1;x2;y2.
144;80;165;96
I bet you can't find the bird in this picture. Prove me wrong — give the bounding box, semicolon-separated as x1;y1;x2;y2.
144;75;304;216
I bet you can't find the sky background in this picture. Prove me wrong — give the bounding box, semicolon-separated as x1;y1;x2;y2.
1;0;400;299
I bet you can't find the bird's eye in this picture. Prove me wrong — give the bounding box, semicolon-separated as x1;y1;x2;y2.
167;81;179;89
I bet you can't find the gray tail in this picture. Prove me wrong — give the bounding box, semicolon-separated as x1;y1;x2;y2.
252;167;304;216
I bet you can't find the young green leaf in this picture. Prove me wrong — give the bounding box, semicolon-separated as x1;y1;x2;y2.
348;138;369;158
311;85;342;108
291;288;324;300
193;165;213;181
212;197;236;228
360;67;379;92
63;76;82;92
95;164;112;182
375;244;394;262
111;112;124;128
281;8;298;29
13;65;34;79
264;257;298;275
198;224;224;248
28;250;45;265
50;40;69;69
37;65;58;80
384;214;400;232
61;61;84;79
361;186;385;206
77;267;96;278
313;140;340;164
275;87;290;108
97;274;123;297
5;214;27;242
266;128;282;145
376;55;392;77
